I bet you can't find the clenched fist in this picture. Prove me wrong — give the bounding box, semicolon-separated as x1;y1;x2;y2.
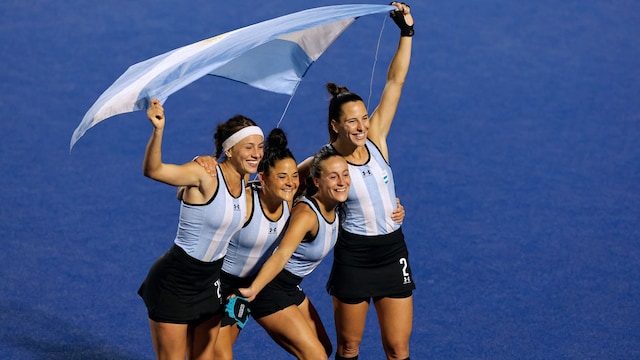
147;99;165;129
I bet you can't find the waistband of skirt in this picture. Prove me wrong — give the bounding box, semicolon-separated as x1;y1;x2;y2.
338;227;404;248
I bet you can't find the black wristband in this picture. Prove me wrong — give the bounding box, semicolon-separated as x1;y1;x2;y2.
400;24;414;37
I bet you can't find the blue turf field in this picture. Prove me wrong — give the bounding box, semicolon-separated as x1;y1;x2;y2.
1;1;639;359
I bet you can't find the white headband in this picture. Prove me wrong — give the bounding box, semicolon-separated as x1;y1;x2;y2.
222;126;263;152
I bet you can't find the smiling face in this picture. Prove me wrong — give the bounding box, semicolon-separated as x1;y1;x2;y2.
313;155;350;205
227;134;264;175
260;157;299;203
331;100;369;147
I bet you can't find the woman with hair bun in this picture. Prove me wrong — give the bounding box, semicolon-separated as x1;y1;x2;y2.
298;3;416;359
238;146;351;360
213;127;316;359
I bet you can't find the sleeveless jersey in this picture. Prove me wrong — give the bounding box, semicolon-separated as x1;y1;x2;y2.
335;140;400;236
223;184;290;277
174;165;246;262
284;196;338;277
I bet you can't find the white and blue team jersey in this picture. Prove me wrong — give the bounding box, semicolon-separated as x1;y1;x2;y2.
336;140;400;236
284;196;338;278
174;165;247;262
223;185;290;278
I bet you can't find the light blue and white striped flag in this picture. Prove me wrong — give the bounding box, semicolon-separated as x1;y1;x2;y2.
70;4;395;150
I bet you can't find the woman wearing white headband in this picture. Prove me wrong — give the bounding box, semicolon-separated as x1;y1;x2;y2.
137;99;263;360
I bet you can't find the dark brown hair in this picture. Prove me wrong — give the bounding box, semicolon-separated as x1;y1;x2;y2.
213;115;258;158
304;145;341;197
258;128;296;176
326;82;364;143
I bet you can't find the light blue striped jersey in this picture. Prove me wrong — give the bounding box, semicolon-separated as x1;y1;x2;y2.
174;165;247;262
335;140;400;236
284;196;338;277
223;184;290;277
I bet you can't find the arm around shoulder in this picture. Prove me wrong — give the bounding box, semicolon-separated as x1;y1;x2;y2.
239;202;317;301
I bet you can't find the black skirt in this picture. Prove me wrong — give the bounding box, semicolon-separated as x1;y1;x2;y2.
326;228;415;299
138;244;224;324
249;269;306;319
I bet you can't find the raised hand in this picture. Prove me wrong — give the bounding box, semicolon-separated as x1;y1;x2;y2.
147;99;165;129
390;2;414;36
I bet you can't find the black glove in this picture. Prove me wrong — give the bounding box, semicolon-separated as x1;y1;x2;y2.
390;3;414;37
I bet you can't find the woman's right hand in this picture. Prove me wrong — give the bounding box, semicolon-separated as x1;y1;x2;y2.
238;286;257;302
147;99;165;129
194;155;218;177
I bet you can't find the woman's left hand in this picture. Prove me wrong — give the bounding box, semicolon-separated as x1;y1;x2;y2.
391;197;405;223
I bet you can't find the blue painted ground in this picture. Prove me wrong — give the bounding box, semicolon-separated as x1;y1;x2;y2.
1;1;639;359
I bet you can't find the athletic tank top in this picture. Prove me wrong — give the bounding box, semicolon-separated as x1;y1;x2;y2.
284;196;338;277
332;140;399;236
174;165;247;262
223;184;290;277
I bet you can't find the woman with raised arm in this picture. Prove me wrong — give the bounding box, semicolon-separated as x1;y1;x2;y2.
303;3;416;359
137;99;263;360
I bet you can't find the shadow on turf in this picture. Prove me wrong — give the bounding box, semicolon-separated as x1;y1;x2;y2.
0;300;143;360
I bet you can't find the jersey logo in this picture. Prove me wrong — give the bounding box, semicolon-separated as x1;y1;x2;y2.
381;170;389;184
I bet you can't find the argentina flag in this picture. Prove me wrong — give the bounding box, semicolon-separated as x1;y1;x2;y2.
70;4;395;150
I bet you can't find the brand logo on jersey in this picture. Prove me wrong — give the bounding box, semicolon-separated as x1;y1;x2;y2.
233;203;241;211
361;169;373;177
269;226;278;234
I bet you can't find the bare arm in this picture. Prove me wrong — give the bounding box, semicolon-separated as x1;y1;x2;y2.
368;3;414;160
239;203;317;301
295;156;313;197
143;99;210;188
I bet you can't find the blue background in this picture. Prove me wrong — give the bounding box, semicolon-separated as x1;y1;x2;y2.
1;0;639;359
